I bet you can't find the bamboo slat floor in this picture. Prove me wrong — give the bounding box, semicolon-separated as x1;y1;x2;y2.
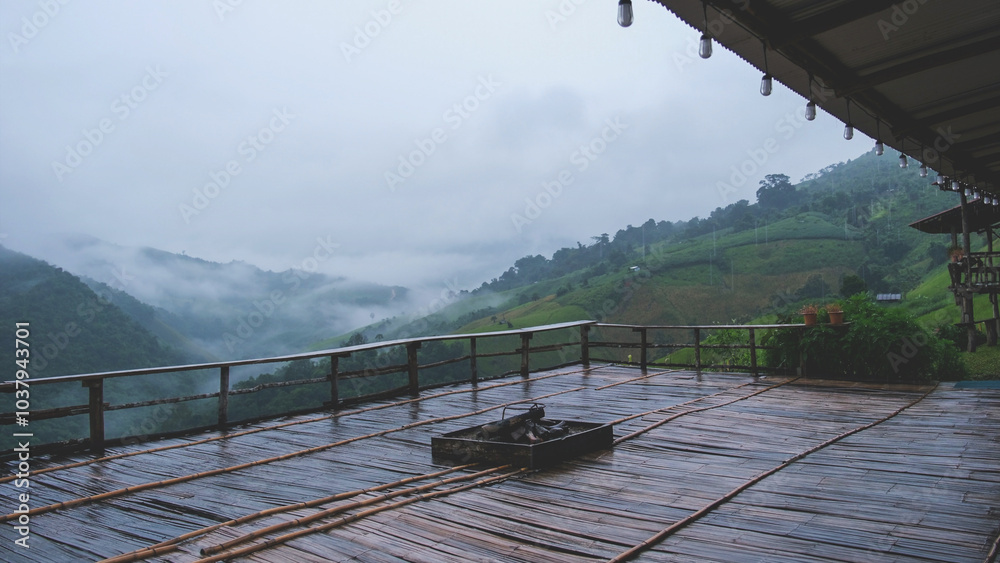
2;365;998;562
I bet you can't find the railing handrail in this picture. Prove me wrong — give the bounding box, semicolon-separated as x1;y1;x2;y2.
596;322;807;330
0;320;597;389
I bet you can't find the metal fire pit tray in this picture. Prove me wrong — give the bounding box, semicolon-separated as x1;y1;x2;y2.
432;419;613;469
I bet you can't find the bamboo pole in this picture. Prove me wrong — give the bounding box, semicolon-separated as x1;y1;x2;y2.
200;464;511;556
194;468;528;563
605;383;938;562
98;463;479;563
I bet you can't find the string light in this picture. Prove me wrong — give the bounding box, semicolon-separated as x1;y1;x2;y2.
617;0;633;27
843;99;854;140
699;2;712;59
760;44;772;96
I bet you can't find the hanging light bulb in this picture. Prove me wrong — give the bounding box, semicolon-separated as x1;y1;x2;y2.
974;190;981;200
843;99;853;139
899;153;908;168
934;173;945;186
964;187;972;197
759;45;771;96
919;163;928;177
699;33;712;58
617;0;633;27
699;2;712;58
805;101;816;121
760;74;772;96
874;120;883;155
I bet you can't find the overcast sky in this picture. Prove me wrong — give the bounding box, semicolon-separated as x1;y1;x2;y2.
1;0;871;292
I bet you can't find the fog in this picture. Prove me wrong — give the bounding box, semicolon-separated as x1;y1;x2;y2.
3;1;868;294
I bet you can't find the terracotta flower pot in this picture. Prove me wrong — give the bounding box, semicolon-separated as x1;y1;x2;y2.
803;312;817;326
829;311;844;325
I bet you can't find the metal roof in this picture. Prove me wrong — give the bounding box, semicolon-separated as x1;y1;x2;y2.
652;0;1000;194
909;200;1000;234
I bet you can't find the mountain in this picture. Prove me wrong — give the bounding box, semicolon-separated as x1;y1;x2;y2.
15;236;409;361
0;245;183;378
337;150;964;344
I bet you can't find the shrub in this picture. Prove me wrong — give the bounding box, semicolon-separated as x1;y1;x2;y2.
763;295;967;382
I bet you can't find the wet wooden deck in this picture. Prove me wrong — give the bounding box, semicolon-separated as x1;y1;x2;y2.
2;365;998;562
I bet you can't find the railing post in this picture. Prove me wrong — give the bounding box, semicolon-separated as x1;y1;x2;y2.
83;379;105;451
749;327;758;377
580;325;590;367
470;337;478;384
694;328;702;371
798;326;807;377
637;327;648;372
327;355;340;408
407;342;421;394
218;365;230;427
520;332;533;378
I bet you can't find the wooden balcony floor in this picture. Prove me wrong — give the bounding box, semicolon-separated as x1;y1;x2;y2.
2;365;998;562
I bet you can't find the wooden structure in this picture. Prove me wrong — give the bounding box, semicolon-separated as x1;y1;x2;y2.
1;364;997;562
911;200;1000;350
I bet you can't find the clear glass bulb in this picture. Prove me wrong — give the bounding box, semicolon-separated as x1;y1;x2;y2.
760;74;772;96
898;154;907;168
919;163;928;177
974;191;981;200
617;0;633;27
874;140;884;156
843;124;853;140
964;187;972;197
805;101;816;121
955;180;963;191
699;34;712;58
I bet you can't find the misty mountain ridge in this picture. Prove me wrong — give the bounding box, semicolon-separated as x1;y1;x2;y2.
9;234;409;361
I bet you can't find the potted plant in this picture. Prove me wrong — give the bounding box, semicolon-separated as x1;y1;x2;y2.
825;303;844;325
800;304;818;326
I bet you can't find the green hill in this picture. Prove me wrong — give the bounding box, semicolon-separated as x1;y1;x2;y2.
344;150;970;349
0;246;213;447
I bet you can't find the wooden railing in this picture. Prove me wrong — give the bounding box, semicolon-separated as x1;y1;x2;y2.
589;323;806;375
1;321;814;453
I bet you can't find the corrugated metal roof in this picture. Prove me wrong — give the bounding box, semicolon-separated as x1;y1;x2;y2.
653;0;1000;194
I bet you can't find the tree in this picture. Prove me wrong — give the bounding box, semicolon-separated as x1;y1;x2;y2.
756;173;797;210
840;274;867;297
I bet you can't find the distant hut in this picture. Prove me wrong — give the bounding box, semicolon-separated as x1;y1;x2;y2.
910;201;1000;350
